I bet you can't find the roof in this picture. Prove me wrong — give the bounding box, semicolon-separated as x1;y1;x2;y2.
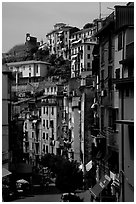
71;27;95;36
46;25;75;36
2;64;12;73
2;168;12;178
7;60;51;66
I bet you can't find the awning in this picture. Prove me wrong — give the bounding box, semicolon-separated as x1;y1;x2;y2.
16;179;29;184
89;174;111;198
2;168;12;178
86;160;92;172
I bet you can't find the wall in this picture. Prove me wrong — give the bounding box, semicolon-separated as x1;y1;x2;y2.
2;72;9;167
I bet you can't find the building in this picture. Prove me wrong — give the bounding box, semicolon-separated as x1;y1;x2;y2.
113;4;134;202
46;23;79;60
22;80;65;166
2;64;12;170
7;60;51;101
25;33;40;54
70;23;97;78
89;3;134;202
7;60;50;85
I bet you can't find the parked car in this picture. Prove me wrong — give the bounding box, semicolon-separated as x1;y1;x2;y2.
61;193;83;202
2;184;16;201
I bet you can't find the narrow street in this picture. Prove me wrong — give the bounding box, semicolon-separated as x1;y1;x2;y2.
12;184;91;202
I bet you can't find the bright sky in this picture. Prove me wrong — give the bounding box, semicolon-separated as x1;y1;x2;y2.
2;1;127;53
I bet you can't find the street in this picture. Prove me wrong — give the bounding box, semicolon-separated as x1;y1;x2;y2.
12;184;91;202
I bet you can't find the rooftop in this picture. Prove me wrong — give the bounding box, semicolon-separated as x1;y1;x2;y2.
7;60;51;66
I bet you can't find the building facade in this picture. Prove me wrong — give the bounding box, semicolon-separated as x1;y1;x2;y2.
70;24;97;78
89;3;134;202
7;60;50;85
46;23;79;60
2;64;12;170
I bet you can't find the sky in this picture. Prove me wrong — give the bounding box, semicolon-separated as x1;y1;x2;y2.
2;1;127;53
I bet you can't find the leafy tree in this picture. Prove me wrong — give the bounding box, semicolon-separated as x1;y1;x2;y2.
40;154;83;192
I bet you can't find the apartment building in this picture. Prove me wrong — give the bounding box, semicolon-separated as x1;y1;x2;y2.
89;3;134;202
113;4;134;202
23;80;64;165
70;24;97;78
7;60;50;101
7;60;50;85
46;23;79;60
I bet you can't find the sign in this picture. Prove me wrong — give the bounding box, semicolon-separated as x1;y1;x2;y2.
86;160;92;171
89;174;111;198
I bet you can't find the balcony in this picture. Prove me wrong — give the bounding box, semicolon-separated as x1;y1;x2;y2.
107;130;119;152
113;77;134;89
115;6;134;31
35;138;40;143
29;114;40;121
41;98;57;106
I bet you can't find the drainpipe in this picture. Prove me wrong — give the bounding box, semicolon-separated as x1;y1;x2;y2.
120;30;125;202
120;89;124;202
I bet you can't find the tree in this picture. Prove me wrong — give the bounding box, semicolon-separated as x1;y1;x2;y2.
40;154;83;192
83;23;94;29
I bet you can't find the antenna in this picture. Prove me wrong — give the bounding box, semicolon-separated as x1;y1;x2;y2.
99;2;101;19
107;7;115;11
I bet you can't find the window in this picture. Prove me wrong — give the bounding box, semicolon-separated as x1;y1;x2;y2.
51;107;54;115
51;87;53;92
47;88;49;92
115;68;120;79
65;38;67;42
54;87;56;92
43;119;45;128
108;33;112;61
87;62;90;69
46;146;48;153
29;65;31;71
46;120;48;129
50;120;54;128
43;132;45;139
87;54;90;59
46;107;48;115
36;65;38;73
32;132;34;138
29;73;31;77
43;144;45;152
43;107;45;114
87;45;90;50
39;109;41;117
118;32;122;51
46;133;49;140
